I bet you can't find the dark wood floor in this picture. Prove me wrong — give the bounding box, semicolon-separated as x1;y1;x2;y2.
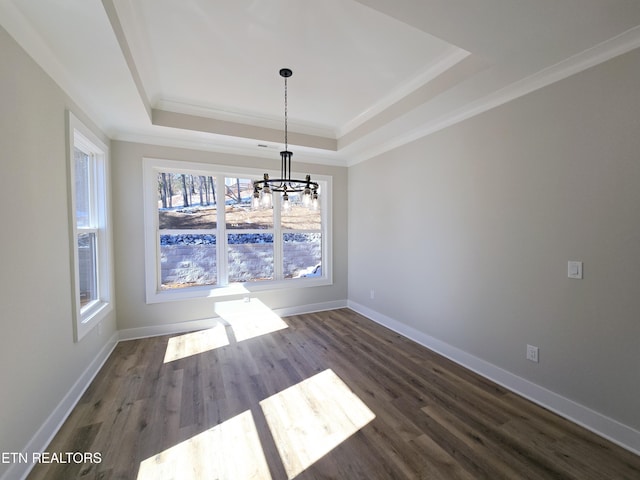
29;308;640;479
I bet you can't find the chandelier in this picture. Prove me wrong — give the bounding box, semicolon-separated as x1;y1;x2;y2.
252;68;319;211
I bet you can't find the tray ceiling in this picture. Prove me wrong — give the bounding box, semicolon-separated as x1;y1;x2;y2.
2;0;640;165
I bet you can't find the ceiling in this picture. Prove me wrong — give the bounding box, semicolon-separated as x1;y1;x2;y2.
2;0;640;166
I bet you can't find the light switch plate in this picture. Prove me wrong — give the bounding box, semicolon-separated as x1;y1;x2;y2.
568;261;583;279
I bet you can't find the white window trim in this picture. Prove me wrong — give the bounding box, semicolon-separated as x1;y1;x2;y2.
143;157;332;304
68;112;113;341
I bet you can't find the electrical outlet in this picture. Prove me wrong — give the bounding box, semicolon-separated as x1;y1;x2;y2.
526;344;539;363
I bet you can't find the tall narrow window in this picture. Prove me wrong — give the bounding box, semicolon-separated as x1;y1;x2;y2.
225;177;274;283
68;112;112;341
157;172;218;289
281;190;322;279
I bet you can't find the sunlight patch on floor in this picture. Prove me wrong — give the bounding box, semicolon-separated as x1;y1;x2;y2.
136;410;271;480
163;323;230;363
215;298;288;342
260;369;376;479
163;299;287;363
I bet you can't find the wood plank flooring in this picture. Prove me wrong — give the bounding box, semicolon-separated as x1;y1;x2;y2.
28;308;640;479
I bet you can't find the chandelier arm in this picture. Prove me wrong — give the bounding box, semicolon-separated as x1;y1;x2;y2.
253;177;318;193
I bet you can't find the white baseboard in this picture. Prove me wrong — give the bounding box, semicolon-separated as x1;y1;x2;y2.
4;331;119;480
118;299;349;341
347;300;640;456
274;299;348;318
118;317;219;341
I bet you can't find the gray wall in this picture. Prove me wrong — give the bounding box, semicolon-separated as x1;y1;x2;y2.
348;47;640;431
111;141;348;332
0;26;117;476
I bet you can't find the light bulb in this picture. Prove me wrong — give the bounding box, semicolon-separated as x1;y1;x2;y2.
302;188;311;207
261;189;272;208
282;193;291;211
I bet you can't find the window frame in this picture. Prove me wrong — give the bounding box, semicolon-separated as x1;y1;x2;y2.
67;112;113;341
143;157;332;304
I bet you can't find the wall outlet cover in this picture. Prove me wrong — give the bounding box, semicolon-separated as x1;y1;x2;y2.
527;344;539;363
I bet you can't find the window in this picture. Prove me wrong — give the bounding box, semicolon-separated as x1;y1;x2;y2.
143;158;331;303
68;112;112;341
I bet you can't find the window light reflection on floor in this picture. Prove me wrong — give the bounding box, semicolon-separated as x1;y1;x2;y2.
136;410;271;480
136;368;374;479
260;369;376;479
163;323;230;363
163;299;289;363
214;298;288;342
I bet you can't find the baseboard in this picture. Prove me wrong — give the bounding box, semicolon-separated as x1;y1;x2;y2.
3;331;119;480
347;300;640;456
274;299;348;318
118;317;219;341
118;299;349;341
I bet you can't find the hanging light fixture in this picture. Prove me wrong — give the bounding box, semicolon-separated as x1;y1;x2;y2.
252;68;319;210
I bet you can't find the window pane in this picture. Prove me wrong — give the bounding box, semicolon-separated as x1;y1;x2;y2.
228;233;274;282
283;233;322;278
158;173;217;230
160;234;217;289
225;177;272;229
74;148;91;228
281;191;321;230
78;232;97;306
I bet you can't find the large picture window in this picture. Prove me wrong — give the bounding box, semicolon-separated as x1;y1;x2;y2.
68;112;112;341
144;158;331;303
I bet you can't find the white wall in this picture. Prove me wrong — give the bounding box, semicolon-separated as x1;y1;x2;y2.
0;26;117;478
111;141;348;333
348;48;640;438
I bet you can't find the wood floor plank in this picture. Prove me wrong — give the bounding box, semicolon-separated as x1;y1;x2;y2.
28;308;640;480
408;432;477;480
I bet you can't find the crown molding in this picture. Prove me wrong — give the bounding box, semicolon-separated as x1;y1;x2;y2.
110;130;347;167
338;46;470;137
345;24;640;166
155;98;337;139
0;0;107;131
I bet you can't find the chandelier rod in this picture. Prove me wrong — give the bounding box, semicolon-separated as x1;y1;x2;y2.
284;69;288;153
252;68;319;210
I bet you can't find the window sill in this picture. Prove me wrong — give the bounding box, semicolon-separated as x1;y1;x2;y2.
75;300;112;341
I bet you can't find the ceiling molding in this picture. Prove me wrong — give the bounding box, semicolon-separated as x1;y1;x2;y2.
152;109;338;152
344;24;640;166
111;130;346;167
101;0;152;120
0;0;106;131
156;98;337;139
337;46;470;137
